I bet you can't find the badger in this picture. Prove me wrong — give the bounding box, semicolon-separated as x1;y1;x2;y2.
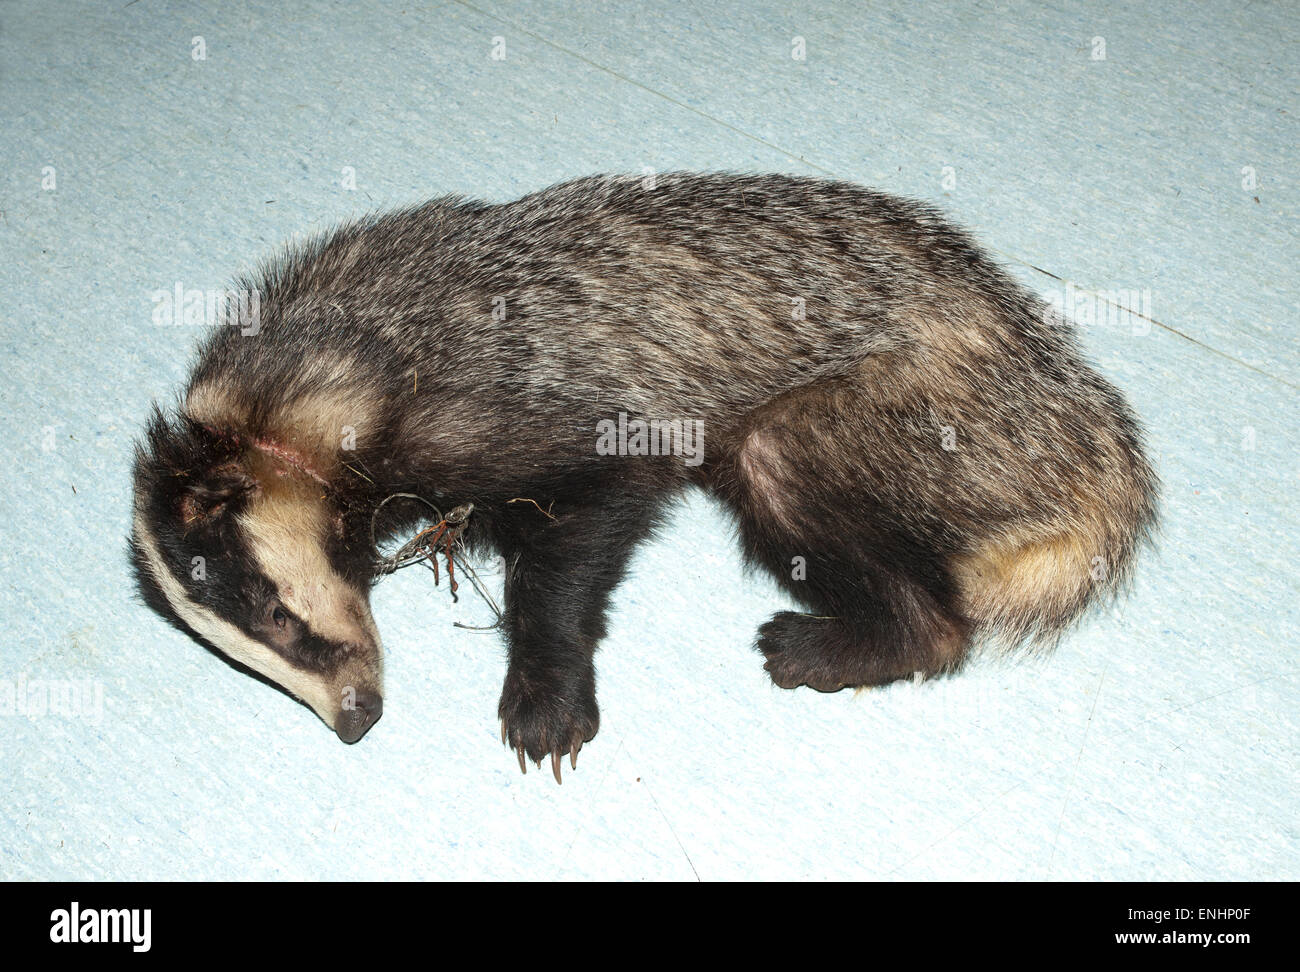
131;172;1158;781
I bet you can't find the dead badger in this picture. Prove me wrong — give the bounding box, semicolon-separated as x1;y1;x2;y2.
131;172;1158;780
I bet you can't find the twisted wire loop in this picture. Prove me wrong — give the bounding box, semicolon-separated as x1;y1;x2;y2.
369;493;503;630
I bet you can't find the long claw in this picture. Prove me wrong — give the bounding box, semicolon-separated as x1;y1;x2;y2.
570;742;579;771
516;746;527;775
551;751;563;784
501;720;507;745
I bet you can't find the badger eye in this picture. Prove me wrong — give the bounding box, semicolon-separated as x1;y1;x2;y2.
259;598;298;649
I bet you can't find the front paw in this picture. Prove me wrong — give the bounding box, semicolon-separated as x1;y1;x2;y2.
498;666;599;783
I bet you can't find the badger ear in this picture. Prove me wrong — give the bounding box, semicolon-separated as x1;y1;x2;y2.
177;462;258;528
137;408;259;531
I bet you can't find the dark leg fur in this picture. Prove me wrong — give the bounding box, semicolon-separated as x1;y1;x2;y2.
716;383;971;691
747;529;969;692
496;494;662;778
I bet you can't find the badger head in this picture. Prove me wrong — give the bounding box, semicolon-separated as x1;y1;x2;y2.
130;409;384;742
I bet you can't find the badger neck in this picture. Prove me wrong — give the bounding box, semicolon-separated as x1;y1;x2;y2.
243;433;332;487
183;380;480;558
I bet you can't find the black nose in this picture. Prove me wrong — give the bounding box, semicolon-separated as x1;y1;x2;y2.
335;689;383;743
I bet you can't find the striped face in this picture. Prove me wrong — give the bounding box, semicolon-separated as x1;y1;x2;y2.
131;414;384;742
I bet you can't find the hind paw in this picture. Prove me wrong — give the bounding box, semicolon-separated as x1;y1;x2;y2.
757;611;853;692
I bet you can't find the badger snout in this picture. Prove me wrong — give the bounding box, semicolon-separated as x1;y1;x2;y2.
335;689;383;743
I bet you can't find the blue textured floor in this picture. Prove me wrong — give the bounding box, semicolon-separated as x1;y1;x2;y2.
1;0;1295;880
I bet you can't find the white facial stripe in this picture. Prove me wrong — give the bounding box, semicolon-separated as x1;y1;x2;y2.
237;488;375;650
132;511;339;726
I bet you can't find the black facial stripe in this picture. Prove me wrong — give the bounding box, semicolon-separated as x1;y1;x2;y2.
279;627;352;674
133;529;354;677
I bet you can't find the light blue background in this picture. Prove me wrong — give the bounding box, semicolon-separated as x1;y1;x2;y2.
1;0;1295;879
